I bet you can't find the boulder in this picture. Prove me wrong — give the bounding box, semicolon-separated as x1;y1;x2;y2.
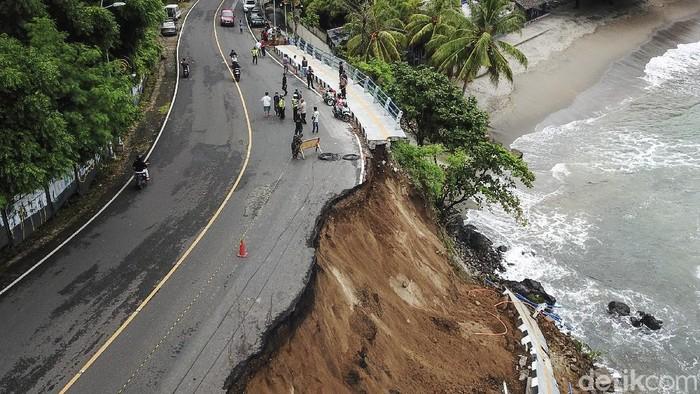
504;278;556;305
631;311;663;330
607;301;630;316
446;222;504;274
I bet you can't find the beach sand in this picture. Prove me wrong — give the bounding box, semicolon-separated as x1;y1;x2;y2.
473;0;700;145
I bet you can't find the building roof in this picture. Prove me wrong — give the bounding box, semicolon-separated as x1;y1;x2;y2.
514;0;548;9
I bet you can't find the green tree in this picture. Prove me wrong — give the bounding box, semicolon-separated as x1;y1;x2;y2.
405;0;461;49
428;0;527;91
0;31;74;209
386;62;488;146
393;141;534;221
350;58;395;86
344;0;406;62
0;0;46;38
27;18;138;161
0;17;138;209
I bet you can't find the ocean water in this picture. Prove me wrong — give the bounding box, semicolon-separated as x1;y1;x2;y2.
468;17;700;391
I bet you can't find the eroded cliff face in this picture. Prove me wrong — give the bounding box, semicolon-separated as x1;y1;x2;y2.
237;165;529;393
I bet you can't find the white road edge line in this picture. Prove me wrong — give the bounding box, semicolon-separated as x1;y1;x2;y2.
244;23;365;184
0;1;193;298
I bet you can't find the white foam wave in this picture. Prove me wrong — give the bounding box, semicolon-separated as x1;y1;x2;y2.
592;129;700;173
643;41;700;87
551;163;571;182
515;115;605;149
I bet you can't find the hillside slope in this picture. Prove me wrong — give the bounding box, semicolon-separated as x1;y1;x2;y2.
238;165;528;393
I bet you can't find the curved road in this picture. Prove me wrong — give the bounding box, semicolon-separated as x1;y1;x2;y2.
0;0;360;392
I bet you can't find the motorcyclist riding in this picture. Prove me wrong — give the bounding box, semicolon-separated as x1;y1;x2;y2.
229;50;238;64
132;154;150;181
180;57;190;77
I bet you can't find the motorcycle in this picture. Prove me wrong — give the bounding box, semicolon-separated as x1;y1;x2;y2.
323;88;336;106
332;103;352;122
134;170;149;190
232;61;241;82
181;63;190;78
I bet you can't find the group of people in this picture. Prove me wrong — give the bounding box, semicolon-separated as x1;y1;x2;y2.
260;87;321;159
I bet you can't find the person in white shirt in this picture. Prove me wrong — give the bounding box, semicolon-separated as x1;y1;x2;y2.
261;92;272;117
312;106;320;134
299;98;307;124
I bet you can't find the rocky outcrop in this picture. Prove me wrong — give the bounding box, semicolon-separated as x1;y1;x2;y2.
446;222;504;275
607;301;630;316
503;278;556;305
630;311;663;330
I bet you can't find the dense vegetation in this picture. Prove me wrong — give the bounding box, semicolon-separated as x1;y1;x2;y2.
334;0;534;221
0;0;165;209
382;63;534;220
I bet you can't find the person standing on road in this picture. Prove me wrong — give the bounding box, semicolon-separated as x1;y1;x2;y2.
306;66;314;89
251;46;259;64
340;72;348;98
282;73;288;96
273;92;280;117
291;94;299;122
261;92;272;117
239;19;244;33
299;98;307;124
312;106;320;134
282;54;289;74
339;61;345;78
294;116;304;136
260;41;266;57
278;96;286;119
301;56;308;78
291;134;302;159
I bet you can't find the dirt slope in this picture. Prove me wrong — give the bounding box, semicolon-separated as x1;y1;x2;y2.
242;167;527;393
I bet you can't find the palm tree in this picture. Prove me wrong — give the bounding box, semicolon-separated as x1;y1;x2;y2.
343;0;407;62
405;0;462;49
428;0;527;91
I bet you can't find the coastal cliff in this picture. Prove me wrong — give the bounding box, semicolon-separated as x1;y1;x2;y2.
225;152;601;393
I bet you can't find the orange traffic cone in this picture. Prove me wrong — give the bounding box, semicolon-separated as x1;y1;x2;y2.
237;239;248;258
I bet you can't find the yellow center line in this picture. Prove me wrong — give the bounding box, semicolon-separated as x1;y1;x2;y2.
58;0;254;391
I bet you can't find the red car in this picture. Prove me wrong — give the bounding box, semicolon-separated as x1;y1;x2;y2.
220;9;235;26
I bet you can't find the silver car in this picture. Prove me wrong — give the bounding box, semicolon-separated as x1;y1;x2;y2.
161;21;177;36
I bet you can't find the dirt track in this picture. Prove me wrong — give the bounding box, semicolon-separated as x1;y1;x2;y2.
241;164;529;393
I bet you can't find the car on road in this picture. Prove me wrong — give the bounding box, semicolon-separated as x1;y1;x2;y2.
243;0;256;12
248;12;265;27
160;20;177;36
220;9;235;26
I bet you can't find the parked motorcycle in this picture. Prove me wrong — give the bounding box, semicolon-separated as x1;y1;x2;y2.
332;103;352;122
323;88;336;106
181;63;190;78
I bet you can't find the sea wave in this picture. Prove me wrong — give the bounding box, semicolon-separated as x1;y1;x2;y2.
643;41;700;87
551;163;571;182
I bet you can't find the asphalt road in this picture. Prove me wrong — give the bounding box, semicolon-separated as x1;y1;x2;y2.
0;0;360;392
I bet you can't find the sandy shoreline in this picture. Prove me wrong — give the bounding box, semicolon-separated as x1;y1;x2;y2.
479;0;700;146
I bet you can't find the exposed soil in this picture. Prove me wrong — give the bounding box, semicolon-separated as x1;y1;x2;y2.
232;161;531;393
0;29;179;287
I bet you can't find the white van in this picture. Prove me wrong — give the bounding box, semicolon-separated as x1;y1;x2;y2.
164;4;182;20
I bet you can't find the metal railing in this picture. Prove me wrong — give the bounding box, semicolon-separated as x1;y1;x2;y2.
289;37;403;128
